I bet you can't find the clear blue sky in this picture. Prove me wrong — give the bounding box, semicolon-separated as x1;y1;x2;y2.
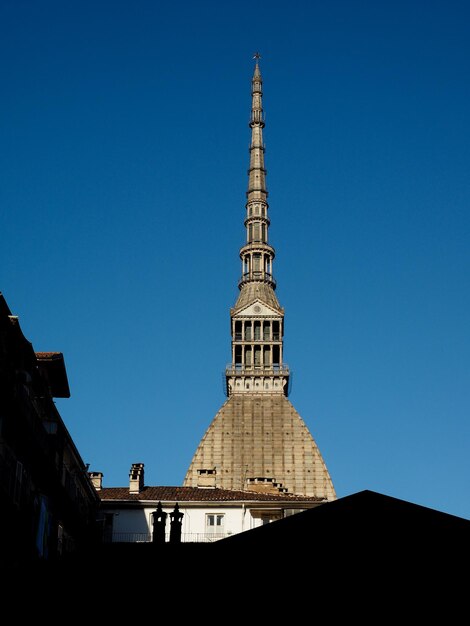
1;1;469;520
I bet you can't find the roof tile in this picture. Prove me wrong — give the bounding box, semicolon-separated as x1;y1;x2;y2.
99;486;325;503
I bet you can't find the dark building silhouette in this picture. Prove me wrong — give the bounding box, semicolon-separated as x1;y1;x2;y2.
0;293;100;569
26;489;469;606
212;488;470;555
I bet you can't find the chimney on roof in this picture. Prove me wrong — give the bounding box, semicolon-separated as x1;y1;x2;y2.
129;463;145;494
89;471;103;491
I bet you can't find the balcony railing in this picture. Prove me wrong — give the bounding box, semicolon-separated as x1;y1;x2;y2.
238;272;276;289
234;334;281;341
225;364;289;376
103;532;230;544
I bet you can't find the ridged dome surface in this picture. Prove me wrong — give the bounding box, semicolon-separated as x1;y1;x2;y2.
183;394;336;499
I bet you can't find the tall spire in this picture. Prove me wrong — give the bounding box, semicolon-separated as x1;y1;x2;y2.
183;57;336;500
225;55;289;397
240;53;275;290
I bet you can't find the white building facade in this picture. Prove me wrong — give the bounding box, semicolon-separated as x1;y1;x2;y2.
91;463;327;544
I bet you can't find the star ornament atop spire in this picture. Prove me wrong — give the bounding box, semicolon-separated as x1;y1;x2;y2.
253;52;261;61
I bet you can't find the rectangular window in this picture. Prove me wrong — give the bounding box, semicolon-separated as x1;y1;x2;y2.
263;321;270;340
245;346;252;366
272;345;280;366
206;514;225;534
263;345;270;366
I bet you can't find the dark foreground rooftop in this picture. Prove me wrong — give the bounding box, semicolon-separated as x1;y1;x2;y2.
17;490;469;606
